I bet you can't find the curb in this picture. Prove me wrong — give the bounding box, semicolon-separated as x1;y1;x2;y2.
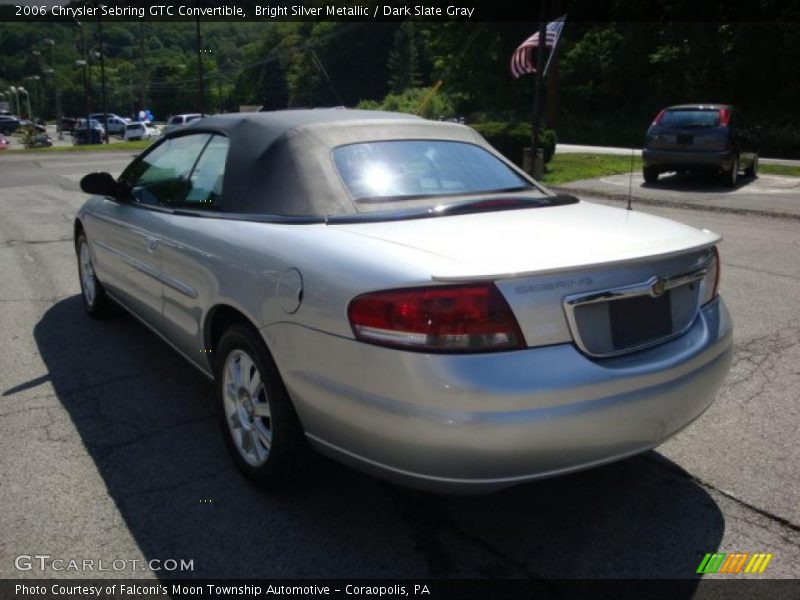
551;185;800;222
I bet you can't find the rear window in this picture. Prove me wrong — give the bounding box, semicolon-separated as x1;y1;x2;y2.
126;124;142;130
332;140;531;205
660;110;721;128
186;115;202;123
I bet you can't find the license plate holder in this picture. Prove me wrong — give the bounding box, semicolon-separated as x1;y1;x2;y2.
609;293;673;349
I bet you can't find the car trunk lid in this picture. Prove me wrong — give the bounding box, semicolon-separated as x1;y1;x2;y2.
331;200;720;353
329;200;719;281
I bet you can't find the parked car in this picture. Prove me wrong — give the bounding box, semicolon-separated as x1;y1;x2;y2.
0;134;9;150
643;103;760;186
74;118;105;133
89;113;129;136
0;115;22;135
123;122;149;141
163;113;203;134
61;117;79;133
75;110;733;492
73;119;105;145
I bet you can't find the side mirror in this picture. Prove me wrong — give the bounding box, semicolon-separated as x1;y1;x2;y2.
80;172;120;198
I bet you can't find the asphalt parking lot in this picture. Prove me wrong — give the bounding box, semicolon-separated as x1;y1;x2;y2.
0;152;798;581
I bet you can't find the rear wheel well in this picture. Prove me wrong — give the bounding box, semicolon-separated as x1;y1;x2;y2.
206;305;260;363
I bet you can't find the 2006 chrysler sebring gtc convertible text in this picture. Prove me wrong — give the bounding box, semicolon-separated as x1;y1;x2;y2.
75;110;733;492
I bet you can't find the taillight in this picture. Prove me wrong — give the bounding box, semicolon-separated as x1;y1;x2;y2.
719;107;731;126
700;246;720;305
347;283;524;352
651;109;666;126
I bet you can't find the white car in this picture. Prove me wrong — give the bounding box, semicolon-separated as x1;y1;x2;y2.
123;122;147;140
163;113;203;134
123;122;160;141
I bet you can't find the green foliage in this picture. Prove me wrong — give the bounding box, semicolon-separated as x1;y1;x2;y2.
19;125;40;149
357;86;456;120
759;163;800;178
387;22;421;94
2;19;800;157
541;153;643;186
471;122;557;165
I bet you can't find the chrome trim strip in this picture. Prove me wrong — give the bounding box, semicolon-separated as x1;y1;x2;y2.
94;240;198;299
159;272;199;299
565;268;707;307
563;266;708;358
93;239;159;280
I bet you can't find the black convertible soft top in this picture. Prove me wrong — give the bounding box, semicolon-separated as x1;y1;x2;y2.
175;109;522;217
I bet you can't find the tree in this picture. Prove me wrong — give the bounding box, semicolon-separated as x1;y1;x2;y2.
387;22;421;94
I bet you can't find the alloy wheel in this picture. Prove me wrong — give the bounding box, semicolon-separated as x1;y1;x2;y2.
222;349;273;467
79;241;96;306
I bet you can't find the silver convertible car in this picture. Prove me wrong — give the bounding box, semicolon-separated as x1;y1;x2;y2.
75;110;733;492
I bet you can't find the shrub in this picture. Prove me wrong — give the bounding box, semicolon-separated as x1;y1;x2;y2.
19;126;40;149
470;121;557;166
356;86;458;120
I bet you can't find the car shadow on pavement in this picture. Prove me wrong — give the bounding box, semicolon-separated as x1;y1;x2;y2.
28;295;724;583
642;171;756;193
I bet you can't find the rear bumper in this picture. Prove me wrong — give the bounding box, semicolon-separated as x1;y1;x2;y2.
265;297;733;493
643;148;734;171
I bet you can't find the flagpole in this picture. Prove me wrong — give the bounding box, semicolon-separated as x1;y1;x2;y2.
530;0;548;178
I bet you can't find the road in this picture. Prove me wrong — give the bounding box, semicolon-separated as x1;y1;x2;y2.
0;152;798;581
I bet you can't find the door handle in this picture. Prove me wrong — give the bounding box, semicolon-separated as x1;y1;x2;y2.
145;236;159;252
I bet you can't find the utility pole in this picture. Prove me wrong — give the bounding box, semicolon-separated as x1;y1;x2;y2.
195;13;206;116
96;6;109;143
530;0;548;179
44;38;63;139
138;21;148;111
75;20;91;131
545;0;562;129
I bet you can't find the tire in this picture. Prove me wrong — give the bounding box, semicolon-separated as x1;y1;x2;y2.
215;325;305;490
723;154;739;187
745;154;759;178
643;167;659;184
76;232;111;317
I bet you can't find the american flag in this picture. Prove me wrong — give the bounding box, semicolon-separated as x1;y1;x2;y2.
510;15;567;79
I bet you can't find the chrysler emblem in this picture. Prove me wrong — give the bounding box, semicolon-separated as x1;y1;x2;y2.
650;278;667;297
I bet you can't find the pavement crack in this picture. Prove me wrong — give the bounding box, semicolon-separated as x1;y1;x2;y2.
53;365;177;399
725;261;800;282
643;454;800;535
0;294;73;304
120;466;231;499
1;237;73;247
93;413;217;460
387;488;542;578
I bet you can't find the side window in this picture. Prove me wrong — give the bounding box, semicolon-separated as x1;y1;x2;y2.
120;134;211;208
182;135;229;210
